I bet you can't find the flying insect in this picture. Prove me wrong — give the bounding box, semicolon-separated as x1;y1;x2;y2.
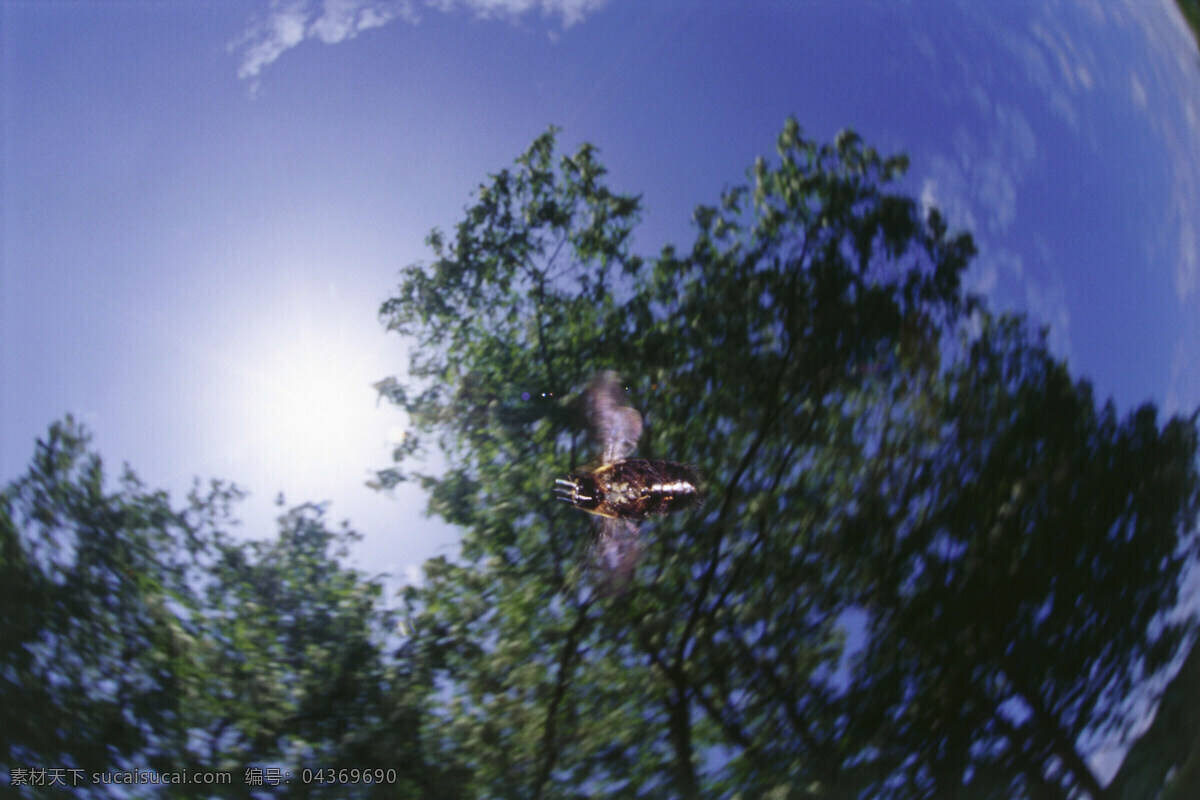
555;372;702;591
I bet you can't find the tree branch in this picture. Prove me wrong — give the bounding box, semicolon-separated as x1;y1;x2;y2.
531;597;593;800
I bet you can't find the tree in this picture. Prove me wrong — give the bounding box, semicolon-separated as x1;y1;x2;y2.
844;312;1200;798
1;418;223;796
1;421;442;799
378;120;1199;798
375;119;983;797
183;501;406;797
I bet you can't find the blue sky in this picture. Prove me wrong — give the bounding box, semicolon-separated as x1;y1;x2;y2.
3;1;1200;734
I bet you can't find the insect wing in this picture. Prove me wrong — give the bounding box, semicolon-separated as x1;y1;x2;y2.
585;371;642;464
588;516;641;596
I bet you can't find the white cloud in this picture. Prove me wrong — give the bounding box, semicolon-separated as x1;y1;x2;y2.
310;0;399;44
1164;335;1200;418
230;0;610;83
1177;215;1198;301
1022;268;1070;360
1113;0;1200;304
1129;71;1147;110
919;96;1076;362
233;0;309;81
443;0;608;27
231;0;415;82
1027;0;1200;308
924;100;1036;239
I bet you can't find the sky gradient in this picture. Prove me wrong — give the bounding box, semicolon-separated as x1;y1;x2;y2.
4;4;1200;737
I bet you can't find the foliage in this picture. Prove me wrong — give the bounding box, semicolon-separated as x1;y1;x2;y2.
846;313;1200;798
0;420;433;798
376;120;1200;799
2;418;221;794
185;501;410;797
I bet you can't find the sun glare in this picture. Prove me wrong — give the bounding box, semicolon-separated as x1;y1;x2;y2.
202;289;404;508
257;338;367;469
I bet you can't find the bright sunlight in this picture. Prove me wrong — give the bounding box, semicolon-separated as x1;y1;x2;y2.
197;281;404;509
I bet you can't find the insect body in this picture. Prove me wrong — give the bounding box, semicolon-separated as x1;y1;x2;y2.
555;372;702;591
555;459;701;521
